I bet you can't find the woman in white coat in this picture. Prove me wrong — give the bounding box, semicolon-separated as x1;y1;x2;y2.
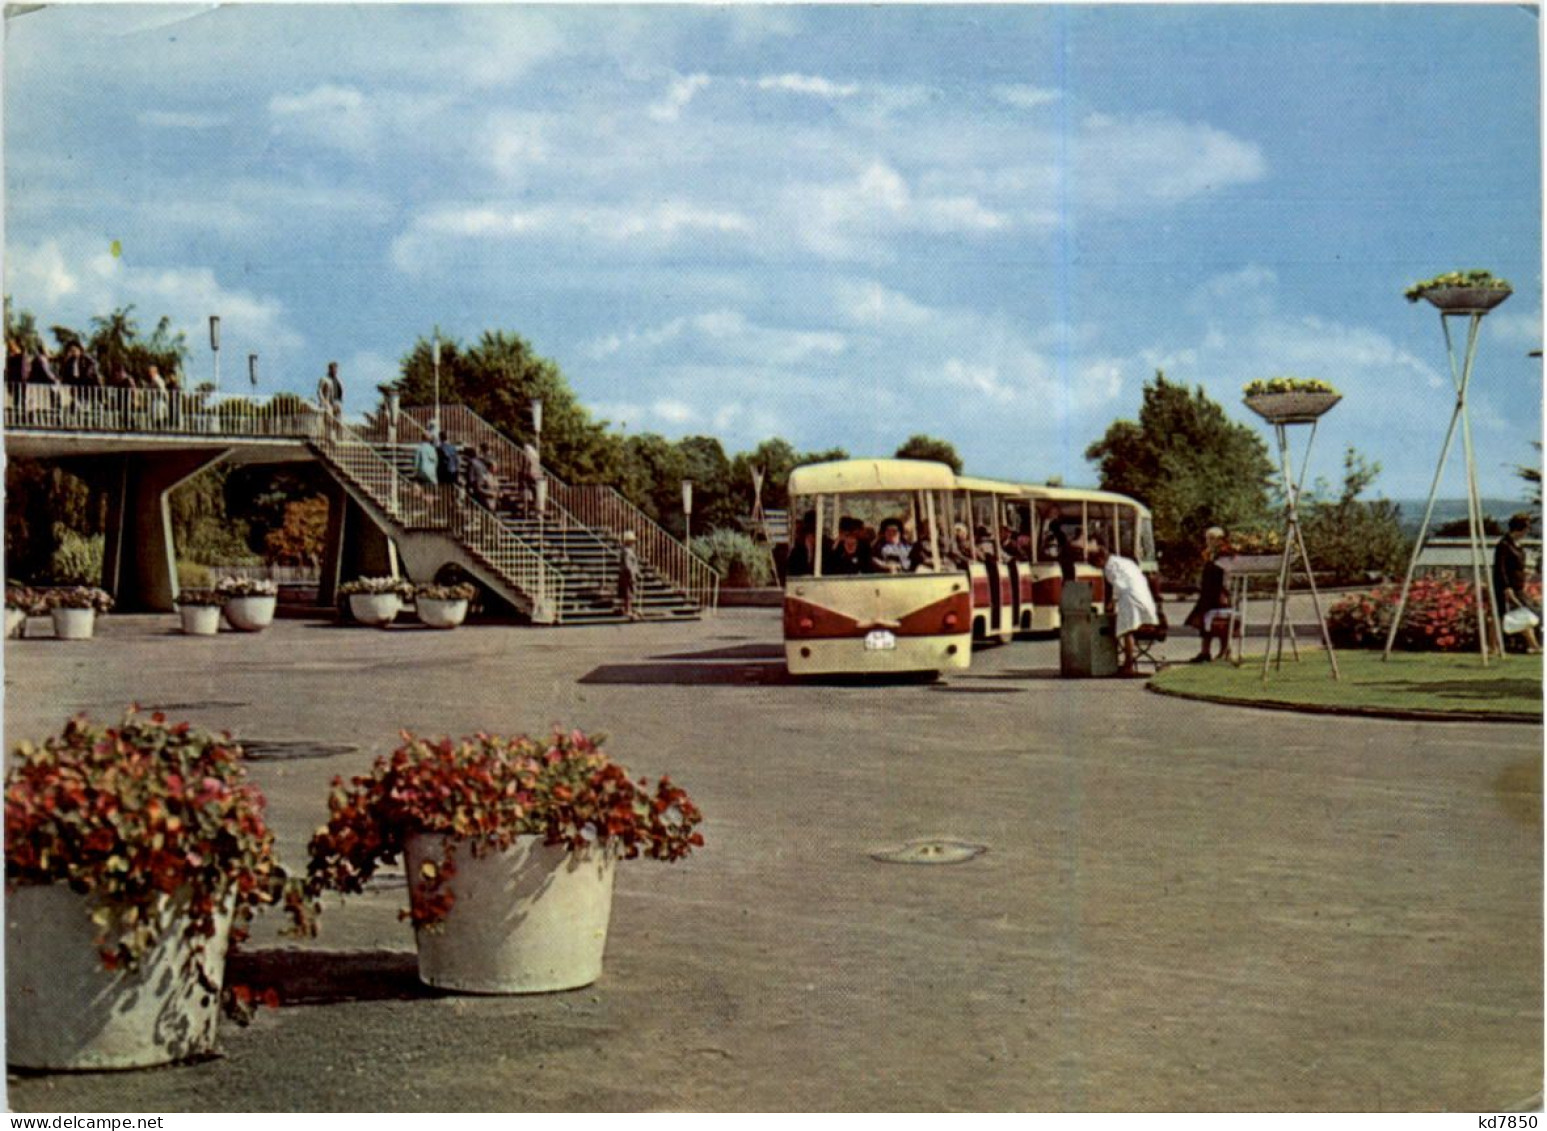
1090;542;1160;677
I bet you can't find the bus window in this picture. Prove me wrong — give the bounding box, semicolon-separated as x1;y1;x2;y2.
1085;507;1112;558
1116;506;1134;560
1139;515;1157;565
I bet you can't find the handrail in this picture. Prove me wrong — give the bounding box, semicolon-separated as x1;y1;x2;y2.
309;419;563;622
4;384;325;439
402;404;720;611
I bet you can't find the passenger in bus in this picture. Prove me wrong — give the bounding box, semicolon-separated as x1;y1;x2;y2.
948;523;975;567
1007;529;1034;562
974;525;998;560
824;517;873;575
908;520;936;571
1089;541;1161;678
785;511;818;577
1038;503;1079;582
872;518;914;573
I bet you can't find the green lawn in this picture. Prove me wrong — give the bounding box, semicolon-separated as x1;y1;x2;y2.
1151;648;1543;720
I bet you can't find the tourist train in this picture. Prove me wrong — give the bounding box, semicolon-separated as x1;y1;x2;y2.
782;458;1156;676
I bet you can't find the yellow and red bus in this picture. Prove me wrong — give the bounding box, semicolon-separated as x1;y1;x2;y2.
783;459;971;676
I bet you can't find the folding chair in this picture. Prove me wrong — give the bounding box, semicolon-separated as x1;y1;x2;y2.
1130;574;1171;672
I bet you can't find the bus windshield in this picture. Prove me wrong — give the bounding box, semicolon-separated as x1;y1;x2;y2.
786;489;944;577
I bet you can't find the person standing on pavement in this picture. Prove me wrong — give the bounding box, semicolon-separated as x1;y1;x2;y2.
1184;526;1233;662
1493;514;1542;654
618;530;642;620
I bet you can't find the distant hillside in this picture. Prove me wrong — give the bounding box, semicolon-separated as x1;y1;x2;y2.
1389;498;1537;537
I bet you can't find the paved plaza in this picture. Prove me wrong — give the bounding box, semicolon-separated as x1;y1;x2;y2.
4;609;1542;1112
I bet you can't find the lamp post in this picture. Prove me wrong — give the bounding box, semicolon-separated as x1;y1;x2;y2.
247;353;258;391
531;397;544;518
682;479;694;544
535;476;549;621
208;316;221;395
431;332;441;434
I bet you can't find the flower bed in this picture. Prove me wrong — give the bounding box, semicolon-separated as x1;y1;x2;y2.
1326;575;1539;651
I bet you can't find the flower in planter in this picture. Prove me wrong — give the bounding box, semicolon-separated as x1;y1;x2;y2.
339;576;415;599
6;584;43;614
413;582;478;602
173;588;226;608
215;576;279;598
1404;269;1511;303
1242;376;1340;397
43;586;115;613
305;728;704;929
5;710;316;978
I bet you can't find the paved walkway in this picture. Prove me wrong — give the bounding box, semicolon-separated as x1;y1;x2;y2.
5;611;1541;1111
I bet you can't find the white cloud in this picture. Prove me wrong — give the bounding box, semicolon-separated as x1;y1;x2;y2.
993;85;1060;109
392;201;753;270
649;73;711;121
756;73;860;99
585;309;846;366
1072;112;1267;207
787;162;1008;260
136;109;227;130
5;237;306;389
268;84;452;157
653;399;697;425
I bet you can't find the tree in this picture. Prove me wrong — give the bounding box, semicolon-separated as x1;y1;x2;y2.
1516;442;1541;508
393;331;618;485
263;497;330;567
1085;371;1274;576
613;432;686;529
894;434;963;473
1300;447;1410;585
3;298;44;353
88;306;140;375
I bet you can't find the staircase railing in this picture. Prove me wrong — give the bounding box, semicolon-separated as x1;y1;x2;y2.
309;419;563;622
4;385;325;439
403;404;719;611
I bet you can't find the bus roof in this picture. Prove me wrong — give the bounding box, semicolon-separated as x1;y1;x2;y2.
958;475;1152;516
788;458;958;494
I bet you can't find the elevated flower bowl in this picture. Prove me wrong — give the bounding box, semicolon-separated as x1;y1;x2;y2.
1244;391;1342;425
1420;285;1512;314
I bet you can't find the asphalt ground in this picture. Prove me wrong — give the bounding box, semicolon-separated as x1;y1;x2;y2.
4;607;1541;1112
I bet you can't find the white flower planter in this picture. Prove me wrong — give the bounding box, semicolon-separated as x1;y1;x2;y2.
416;597;468;629
6;607;28;638
6;884;234;1070
406;833;616;994
50;607;95;640
349;592;402;627
223;595;277;632
179;604;222;635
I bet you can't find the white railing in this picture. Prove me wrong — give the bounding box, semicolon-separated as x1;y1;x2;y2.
403;404;719;611
4;384;325;439
309;423;564;622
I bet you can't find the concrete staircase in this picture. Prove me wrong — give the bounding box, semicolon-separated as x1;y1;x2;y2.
369;429;701;625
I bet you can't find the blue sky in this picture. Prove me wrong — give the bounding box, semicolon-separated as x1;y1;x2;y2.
5;4;1541;498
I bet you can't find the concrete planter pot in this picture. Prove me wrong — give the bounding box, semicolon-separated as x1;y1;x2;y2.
349;592;402;628
223;595;276;632
6;607;28;638
406;833;617;994
416;597;468;629
1421;285;1511;314
6;884;234;1070
179;605;222;636
50;607;95;640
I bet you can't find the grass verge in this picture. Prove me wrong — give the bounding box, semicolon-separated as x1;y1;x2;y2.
1150;648;1542;721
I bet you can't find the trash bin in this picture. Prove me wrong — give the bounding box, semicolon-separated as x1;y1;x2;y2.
1059;580;1119;678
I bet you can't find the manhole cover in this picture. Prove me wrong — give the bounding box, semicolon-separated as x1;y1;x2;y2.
240;739;359;762
870;839;987;865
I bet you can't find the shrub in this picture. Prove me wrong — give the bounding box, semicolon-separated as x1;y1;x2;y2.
339;576;414;598
177;560;214;588
415;582;477;601
48;524;103;587
688;529;771;587
216;576;278;598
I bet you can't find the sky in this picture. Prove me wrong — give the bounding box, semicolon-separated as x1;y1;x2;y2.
3;3;1542;499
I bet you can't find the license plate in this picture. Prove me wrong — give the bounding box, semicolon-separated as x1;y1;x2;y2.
863;629;897;651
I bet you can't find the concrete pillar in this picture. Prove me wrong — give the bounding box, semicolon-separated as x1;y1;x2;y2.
317;479;398;607
100;449;230;612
